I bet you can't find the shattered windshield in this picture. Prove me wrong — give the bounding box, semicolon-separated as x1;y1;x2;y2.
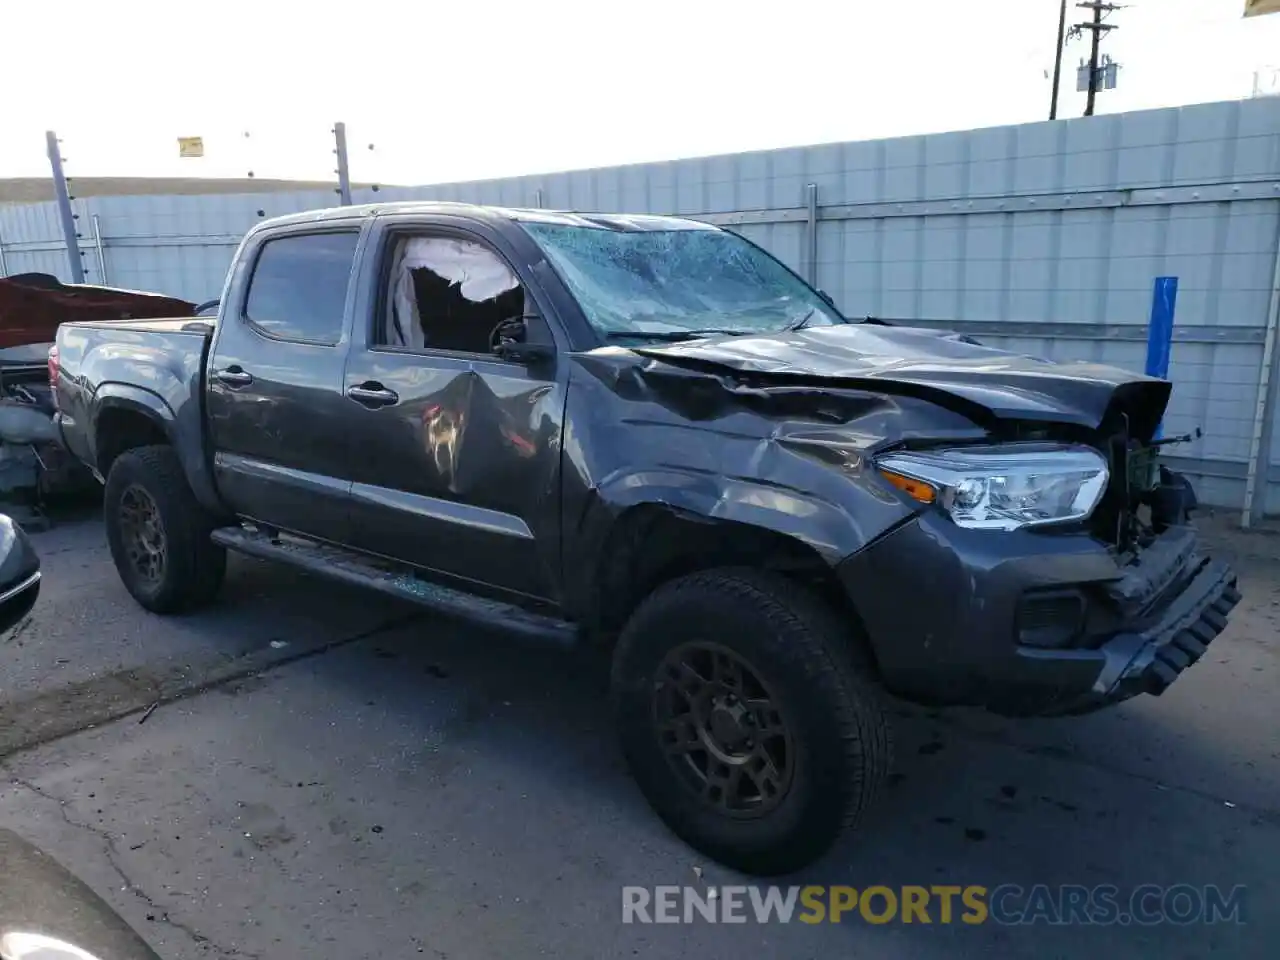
520;222;846;342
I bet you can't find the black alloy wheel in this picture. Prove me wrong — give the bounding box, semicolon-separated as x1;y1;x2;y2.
653;641;795;817
117;484;167;588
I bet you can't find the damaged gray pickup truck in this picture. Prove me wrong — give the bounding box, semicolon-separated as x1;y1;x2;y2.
52;202;1240;874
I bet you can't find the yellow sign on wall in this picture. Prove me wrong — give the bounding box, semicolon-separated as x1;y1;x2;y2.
1245;0;1280;16
177;136;205;158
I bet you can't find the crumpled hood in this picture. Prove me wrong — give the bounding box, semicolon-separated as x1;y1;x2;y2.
631;324;1171;436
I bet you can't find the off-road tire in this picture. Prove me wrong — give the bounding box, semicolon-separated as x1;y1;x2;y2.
611;568;892;876
104;444;226;613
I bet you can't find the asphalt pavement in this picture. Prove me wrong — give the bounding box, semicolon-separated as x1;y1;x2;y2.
0;512;1276;959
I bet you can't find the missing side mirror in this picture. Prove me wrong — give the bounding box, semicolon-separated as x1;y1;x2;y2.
492;316;554;364
495;340;554;363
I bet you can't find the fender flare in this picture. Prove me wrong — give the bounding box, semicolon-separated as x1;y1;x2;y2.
91;384;222;513
565;467;897;622
92;385;176;459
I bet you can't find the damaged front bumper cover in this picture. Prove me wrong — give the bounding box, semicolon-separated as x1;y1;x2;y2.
839;517;1241;718
1023;554;1240;715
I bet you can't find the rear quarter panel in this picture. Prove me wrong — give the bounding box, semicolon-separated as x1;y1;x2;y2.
55;320;220;510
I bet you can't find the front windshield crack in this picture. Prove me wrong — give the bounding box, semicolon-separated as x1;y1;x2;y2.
520;222;848;341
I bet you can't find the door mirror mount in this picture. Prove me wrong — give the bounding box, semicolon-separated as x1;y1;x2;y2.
495;340;555;364
491;316;554;364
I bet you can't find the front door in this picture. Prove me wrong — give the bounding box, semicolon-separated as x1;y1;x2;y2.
341;224;565;601
206;227;362;543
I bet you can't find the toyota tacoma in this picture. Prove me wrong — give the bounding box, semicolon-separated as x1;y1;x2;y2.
51;202;1240;874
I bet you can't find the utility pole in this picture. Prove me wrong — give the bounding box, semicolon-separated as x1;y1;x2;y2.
1049;0;1068;120
333;122;352;206
46;131;85;284
1074;2;1120;117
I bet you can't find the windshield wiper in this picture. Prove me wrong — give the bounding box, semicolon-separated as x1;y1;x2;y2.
604;329;747;343
784;307;817;332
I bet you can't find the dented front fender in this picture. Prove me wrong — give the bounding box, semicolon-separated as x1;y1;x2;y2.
558;352;989;620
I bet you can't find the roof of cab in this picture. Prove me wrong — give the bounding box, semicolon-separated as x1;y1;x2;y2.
251;201;718;234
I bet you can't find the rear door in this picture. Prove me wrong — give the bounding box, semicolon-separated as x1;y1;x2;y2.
206;224;364;542
340;216;567;602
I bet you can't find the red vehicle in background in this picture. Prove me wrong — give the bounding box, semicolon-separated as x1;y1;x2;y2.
0;273;193;347
0;274;193;518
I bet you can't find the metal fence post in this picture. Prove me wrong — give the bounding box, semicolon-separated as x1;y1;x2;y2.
534;188;544;209
46;130;85;283
1240;214;1280;527
91;214;109;285
333;122;352;206
0;227;7;277
805;183;819;287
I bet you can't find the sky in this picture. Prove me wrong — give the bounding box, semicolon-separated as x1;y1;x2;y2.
3;0;1279;187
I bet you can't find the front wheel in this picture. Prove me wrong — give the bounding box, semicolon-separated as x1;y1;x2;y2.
611;568;892;876
104;445;226;613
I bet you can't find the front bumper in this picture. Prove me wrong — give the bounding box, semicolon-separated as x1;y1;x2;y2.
838;516;1240;717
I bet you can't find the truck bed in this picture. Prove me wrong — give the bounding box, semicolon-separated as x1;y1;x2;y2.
53;318;215;481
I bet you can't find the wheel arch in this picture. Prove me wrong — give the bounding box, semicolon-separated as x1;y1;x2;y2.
91;385;222;513
581;501;878;674
93;391;173;476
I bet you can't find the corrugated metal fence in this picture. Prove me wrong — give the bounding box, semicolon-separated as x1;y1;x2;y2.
3;99;1280;516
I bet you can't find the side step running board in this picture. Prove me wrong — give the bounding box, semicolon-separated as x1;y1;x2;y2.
210;526;578;648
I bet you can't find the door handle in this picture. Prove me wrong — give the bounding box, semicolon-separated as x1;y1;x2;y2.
347;384;399;408
214;367;253;387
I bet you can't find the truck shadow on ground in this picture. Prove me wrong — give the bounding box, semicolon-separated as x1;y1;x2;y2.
25;517;1273;858
272;603;1271;955
17;519;1270;958
291;594;1268;859
12;510;1272;958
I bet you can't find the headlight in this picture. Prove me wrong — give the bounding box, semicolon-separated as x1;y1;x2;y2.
875;444;1109;531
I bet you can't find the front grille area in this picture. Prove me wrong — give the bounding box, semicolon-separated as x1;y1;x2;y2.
1090;431;1135;546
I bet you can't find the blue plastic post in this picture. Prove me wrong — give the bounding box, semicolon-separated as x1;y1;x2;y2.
1146;276;1178;440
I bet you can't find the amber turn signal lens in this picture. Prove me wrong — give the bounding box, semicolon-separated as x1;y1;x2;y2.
878;468;936;503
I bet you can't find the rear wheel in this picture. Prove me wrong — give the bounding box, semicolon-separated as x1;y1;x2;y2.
611;568;892;875
104;445;226;613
